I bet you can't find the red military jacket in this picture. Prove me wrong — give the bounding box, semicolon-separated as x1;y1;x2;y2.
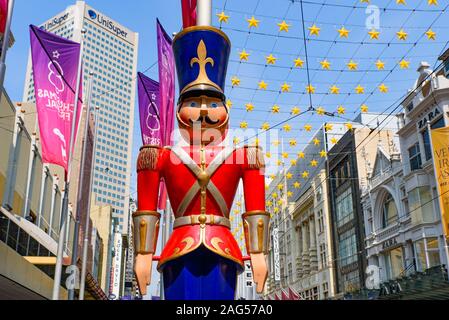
137;144;266;272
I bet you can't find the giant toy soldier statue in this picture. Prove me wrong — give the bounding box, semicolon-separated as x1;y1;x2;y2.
133;3;270;300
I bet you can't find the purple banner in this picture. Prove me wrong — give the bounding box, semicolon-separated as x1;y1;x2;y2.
30;25;82;174
157;19;175;147
137;72;162;146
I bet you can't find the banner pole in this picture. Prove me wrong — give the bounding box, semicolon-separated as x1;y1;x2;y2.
427;121;449;282
0;0;15;89
79;72;99;300
52;29;86;300
67;71;94;300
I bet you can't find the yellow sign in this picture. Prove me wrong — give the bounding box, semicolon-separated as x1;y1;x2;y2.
430;126;449;240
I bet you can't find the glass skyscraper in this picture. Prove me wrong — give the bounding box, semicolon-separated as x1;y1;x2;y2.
22;1;139;233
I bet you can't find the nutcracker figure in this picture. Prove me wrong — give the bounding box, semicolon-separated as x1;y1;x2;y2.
133;4;270;300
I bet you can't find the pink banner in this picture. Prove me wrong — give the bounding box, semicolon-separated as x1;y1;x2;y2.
30;25;82;174
157;20;175;211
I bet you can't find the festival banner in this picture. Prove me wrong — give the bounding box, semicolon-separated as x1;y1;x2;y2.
430;126;449;240
30;25;82;173
157;19;175;210
0;0;8;34
181;0;197;29
137;72;162;146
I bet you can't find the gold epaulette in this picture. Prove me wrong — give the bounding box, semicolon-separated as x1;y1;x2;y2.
244;145;265;170
137;145;161;172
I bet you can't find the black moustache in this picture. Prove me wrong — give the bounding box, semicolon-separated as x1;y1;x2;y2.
189;116;220;125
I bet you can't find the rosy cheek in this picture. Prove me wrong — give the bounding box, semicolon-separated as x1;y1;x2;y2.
179;108;196;123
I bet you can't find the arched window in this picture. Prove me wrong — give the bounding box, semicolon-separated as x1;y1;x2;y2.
382;193;398;228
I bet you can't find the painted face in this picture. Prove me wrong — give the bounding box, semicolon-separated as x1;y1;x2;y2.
177;95;229;145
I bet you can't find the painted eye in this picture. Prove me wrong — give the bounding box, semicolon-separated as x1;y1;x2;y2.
190;102;197;108
210;103;218;108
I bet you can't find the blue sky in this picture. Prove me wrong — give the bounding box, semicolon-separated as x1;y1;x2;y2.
4;0;449;297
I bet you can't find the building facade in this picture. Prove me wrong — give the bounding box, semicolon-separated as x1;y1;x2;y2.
265;122;349;300
361;60;449;299
327;114;399;299
22;0;139;232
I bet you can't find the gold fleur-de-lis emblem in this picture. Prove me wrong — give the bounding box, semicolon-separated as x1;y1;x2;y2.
183;40;221;94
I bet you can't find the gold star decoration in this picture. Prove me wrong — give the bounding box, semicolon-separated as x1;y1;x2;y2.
331;137;338;144
282;152;289;159
266;54;277;65
376;60;385;70
298;151;305;159
316;106;326;116
399;59;410;69
320;150;327;158
231;76;240;87
426;29;436;40
396;29;408;41
283;124;292;132
345;123;354;130
245;103;254;112
233;137;240;145
360;0;370;3
291;106;301;115
240;121;248;129
261;122;270;130
258;80;268;90
347;60;358;70
304;124;312;132
308;24;321;36
361;104;369;113
396;0;406;4
277;184;284;191
355;85;365;94
313;138;321;146
272;140;281;147
247;16;260;28
324;123;333;132
272;105;280;113
226;99;233;109
330;85;340;94
217;11;230;23
265;152;271;158
320;59;331;70
337;26;350;38
291;159;297;166
276;159;283;166
379;83;389;93
239;50;250;61
337;105;346;115
306;84;316;94
286;172;293;180
287;191;293;198
302;171;310;179
278;20;291;32
289;139;297;147
310;160;318;167
294;57;304;68
368;29;380;40
272;192;278;199
293;182;301;189
281;82;291;93
428;0;438;5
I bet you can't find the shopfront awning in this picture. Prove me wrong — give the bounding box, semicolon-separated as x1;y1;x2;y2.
0;207;71;265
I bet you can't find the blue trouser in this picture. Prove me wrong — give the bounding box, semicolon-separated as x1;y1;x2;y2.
162;247;238;300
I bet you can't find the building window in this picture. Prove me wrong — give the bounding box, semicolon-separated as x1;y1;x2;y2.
286;234;291;256
382;193;398;228
409;187;434;224
336;188;354;227
320;243;327;269
317;209;324;234
408;143;422;171
384;246;404;280
288;263;293;284
414;237;441;271
338;229;357;266
322;282;329;299
421;117;445;161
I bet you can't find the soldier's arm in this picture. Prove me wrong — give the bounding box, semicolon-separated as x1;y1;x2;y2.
241;145;270;293
134;145;163;295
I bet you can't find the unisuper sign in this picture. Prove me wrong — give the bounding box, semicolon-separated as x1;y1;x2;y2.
41;13;69;30
87;9;128;39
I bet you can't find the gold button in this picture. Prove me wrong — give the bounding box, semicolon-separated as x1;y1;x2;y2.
198;214;207;224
